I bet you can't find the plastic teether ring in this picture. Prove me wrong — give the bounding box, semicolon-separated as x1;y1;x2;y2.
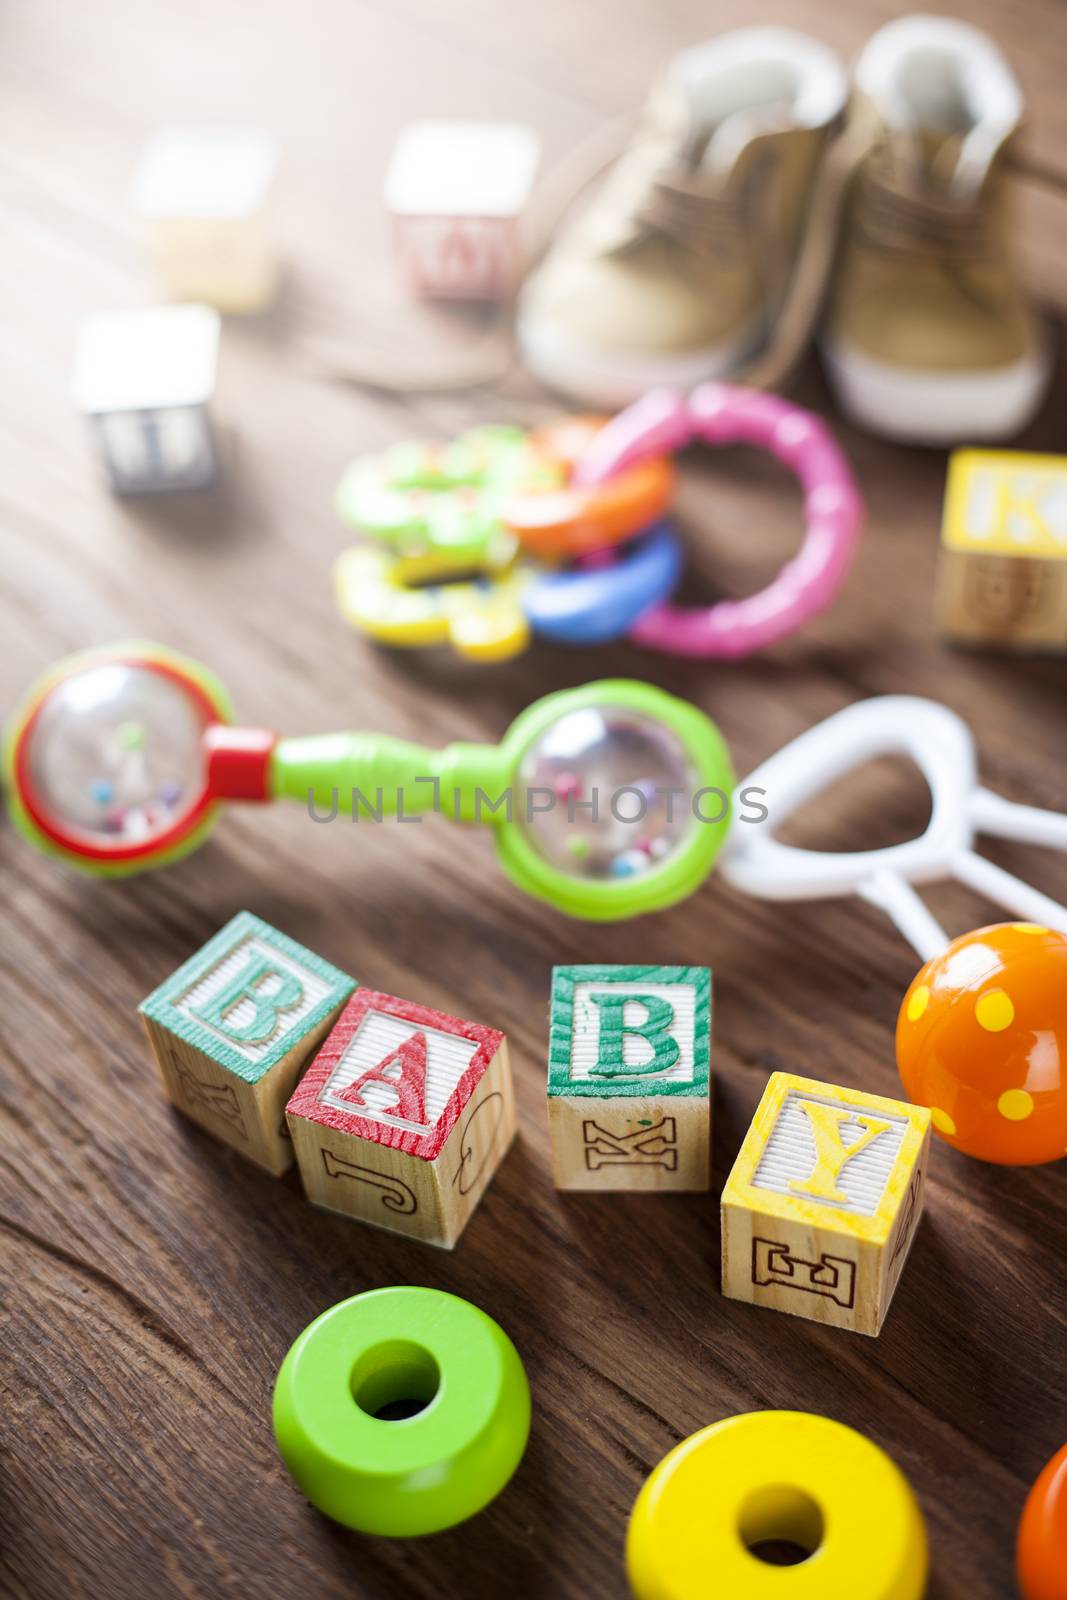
523;521;682;645
272;1286;530;1536
333;544;531;661
574;385;862;659
504;415;675;558
626;1410;927;1600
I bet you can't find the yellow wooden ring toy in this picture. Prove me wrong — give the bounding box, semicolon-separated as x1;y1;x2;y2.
626;1411;927;1600
333;544;531;662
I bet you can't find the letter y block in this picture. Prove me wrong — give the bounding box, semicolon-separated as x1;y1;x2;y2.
721;1072;931;1336
139;911;356;1175
547;965;712;1191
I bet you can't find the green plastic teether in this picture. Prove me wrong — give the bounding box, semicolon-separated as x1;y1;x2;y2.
335;424;562;566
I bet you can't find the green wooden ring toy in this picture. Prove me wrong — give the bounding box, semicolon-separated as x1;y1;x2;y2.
272;1287;531;1537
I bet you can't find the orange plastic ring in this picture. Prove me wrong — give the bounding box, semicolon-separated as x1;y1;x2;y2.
1018;1443;1067;1600
504;416;675;557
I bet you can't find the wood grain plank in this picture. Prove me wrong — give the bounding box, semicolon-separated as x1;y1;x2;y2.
1;0;1065;1597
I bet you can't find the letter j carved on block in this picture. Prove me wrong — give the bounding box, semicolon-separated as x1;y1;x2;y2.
286;989;516;1248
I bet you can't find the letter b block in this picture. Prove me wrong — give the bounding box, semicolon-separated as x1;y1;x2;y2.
547;965;712;1191
721;1072;931;1336
286;990;516;1248
139;911;356;1175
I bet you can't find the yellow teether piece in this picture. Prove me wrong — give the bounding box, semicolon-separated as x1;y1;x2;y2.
626;1411;927;1600
333;546;531;661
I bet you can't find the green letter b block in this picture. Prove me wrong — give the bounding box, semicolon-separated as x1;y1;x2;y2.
194;954;304;1045
589;993;679;1078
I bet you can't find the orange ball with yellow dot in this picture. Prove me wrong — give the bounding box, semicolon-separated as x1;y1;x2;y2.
1017;1442;1067;1600
896;922;1067;1165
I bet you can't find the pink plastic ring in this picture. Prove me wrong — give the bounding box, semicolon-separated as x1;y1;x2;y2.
572;384;863;659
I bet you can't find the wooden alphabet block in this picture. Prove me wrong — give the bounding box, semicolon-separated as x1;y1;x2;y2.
385;121;540;300
721;1072;931;1337
132;127;279;312
547;965;711;1192
140;911;355;1176
936;448;1067;651
286;990;516;1248
73;305;221;494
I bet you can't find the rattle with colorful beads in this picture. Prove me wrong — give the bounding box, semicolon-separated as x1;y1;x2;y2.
332;385;863;660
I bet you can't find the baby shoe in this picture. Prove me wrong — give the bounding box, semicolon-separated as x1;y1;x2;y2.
517;29;848;407
823;15;1049;443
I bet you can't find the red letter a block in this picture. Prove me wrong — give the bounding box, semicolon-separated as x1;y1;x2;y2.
287;990;515;1248
338;1032;428;1124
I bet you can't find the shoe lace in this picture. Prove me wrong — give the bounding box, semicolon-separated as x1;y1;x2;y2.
854;162;991;260
628;158;771;262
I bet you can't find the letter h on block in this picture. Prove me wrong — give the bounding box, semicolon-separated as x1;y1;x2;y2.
547;965;711;1191
721;1072;931;1337
286;990;516;1248
139;911;356;1175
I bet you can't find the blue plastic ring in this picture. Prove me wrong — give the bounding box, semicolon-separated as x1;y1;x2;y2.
523;521;682;645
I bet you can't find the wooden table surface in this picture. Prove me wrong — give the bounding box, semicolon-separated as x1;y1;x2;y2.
2;1;1066;1596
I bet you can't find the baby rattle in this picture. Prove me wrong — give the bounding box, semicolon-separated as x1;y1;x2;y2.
721;696;1067;1165
3;641;732;920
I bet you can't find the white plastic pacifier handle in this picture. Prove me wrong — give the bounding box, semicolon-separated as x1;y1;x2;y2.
722;696;1067;961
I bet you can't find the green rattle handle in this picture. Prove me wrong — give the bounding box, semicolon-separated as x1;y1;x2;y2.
269;733;514;824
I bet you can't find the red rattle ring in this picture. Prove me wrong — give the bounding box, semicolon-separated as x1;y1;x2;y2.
572;384;864;659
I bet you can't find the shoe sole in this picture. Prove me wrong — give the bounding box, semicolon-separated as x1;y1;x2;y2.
516;309;763;409
822;338;1051;445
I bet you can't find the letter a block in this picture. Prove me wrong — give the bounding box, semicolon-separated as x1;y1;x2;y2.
721;1072;931;1337
285;990;516;1248
547;965;711;1192
139;911;355;1176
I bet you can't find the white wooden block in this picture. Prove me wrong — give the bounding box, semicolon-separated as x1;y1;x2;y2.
385;121;540;300
72;305;220;494
133;127;278;312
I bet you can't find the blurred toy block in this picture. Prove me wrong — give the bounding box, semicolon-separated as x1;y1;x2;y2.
73;305;221;494
936;448;1067;650
140;911;355;1175
385;121;540;300
721;1072;931;1337
286;990;516;1247
547;965;711;1191
132;127;278;312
